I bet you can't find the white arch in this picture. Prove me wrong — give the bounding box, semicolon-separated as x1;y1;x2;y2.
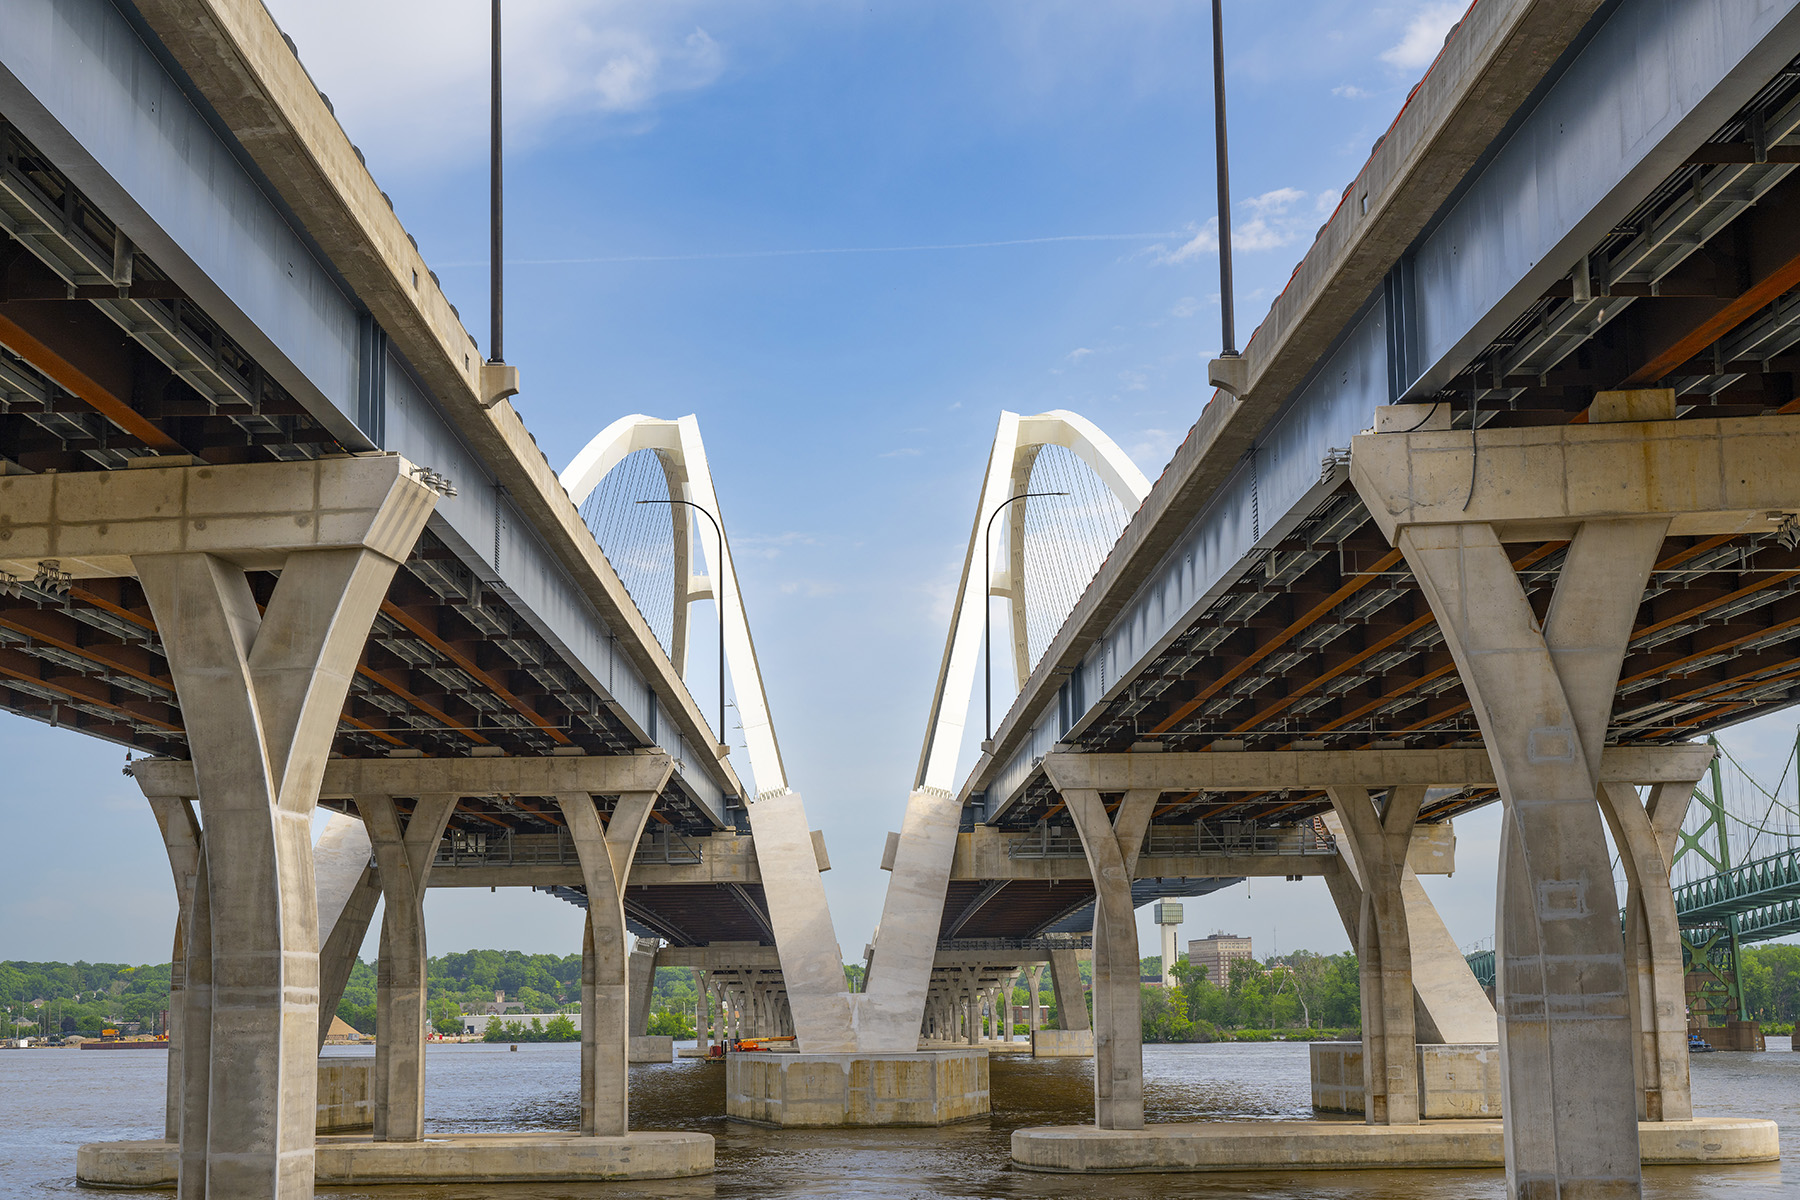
561;414;785;793
913;409;1149;794
563;415;861;1052
854;408;1149;1051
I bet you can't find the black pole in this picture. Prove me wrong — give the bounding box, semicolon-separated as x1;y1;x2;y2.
490;0;504;364
637;499;727;751
983;491;1069;745
1211;0;1236;357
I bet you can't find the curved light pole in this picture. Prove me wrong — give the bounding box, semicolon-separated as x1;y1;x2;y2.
983;491;1068;749
637;498;728;756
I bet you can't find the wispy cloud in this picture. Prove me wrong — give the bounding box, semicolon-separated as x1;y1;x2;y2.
1066;347;1095;362
778;580;841;598
1332;84;1372;99
441;231;1187;270
735;531;820;560
266;0;727;171
1170;296;1202;318
1380;3;1463;71
1152;187;1337;262
879;447;922;459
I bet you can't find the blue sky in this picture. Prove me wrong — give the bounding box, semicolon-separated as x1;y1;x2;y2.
8;0;1797;970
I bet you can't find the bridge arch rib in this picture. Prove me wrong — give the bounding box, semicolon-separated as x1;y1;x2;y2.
916;409;1150;794
562;414;785;794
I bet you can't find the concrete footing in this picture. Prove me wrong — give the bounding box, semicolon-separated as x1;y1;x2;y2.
315;1058;374;1132
1310;1042;1501;1118
76;1131;714;1187
1031;1029;1094;1058
630;1035;676;1063
1011;1117;1780;1173
725;1049;989;1126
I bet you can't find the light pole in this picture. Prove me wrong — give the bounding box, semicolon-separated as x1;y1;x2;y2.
636;499;728;755
983;491;1067;749
1211;0;1237;359
489;0;504;366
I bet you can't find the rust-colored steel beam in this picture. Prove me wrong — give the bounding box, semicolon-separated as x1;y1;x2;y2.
381;601;573;744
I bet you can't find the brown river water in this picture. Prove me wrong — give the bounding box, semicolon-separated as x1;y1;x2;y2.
1;1040;1794;1198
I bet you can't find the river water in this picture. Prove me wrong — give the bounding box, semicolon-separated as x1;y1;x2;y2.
1;1040;1794;1198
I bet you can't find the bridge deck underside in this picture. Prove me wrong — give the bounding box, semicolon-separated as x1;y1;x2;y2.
964;48;1800;941
986;56;1800;829
0;115;721;831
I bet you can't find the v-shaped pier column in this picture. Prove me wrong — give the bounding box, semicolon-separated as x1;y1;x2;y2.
358;793;458;1141
1349;397;1756;1196
122;458;437;1199
557;756;674;1137
1052;779;1160;1130
1327;785;1426;1125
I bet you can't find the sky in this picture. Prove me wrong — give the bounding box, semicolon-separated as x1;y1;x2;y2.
6;0;1798;972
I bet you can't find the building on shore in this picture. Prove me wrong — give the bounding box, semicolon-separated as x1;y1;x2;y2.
1187;933;1253;986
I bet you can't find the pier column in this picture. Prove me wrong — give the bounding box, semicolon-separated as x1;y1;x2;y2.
1352;408;1682;1196
1027;965;1044;1034
359;792;457;1142
964;969;980;1046
1058;785;1159;1130
1598;779;1700;1121
1003;973;1017;1042
695;971;712;1051
1047;949;1089;1032
144;793;202;1149
1326;786;1424;1125
629;940;660;1037
313;816;379;1052
560;769;670;1137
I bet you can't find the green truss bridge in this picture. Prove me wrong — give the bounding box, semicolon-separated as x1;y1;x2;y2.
1467;733;1800;1018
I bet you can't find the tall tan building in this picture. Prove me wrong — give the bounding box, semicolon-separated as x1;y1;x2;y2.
1187;933;1253;985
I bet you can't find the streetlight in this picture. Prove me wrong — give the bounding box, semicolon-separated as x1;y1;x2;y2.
983;491;1068;749
1211;0;1237;359
636;498;728;756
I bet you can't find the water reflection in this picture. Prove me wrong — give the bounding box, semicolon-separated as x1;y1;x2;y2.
0;1039;1792;1198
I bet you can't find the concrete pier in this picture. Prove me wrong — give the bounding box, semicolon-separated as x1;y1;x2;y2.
725;1049;989;1127
1012;1118;1780;1174
77;1132;714;1188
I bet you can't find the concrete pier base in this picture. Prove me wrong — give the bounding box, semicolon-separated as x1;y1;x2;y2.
1311;1042;1501;1118
1032;1029;1094;1058
77;1131;714;1188
725;1049;988;1126
1011;1117;1780;1173
630;1035;676;1063
315;1059;374;1133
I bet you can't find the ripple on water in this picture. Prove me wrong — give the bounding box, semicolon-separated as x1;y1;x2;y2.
0;1039;1793;1199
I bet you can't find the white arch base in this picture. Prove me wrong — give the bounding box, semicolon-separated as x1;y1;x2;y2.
561;416;854;1049
858;410;1149;1052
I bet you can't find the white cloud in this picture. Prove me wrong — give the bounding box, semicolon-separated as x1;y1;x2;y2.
1170;296;1201;318
1153;185;1333;263
1067;347;1094;362
735;531;820;560
878;447;921;458
1380;3;1463;71
1332;84;1372;99
1152;222;1218;264
1244;187;1307;214
263;0;726;171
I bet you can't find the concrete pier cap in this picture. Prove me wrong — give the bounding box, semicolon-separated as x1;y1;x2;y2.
725;1048;990;1127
